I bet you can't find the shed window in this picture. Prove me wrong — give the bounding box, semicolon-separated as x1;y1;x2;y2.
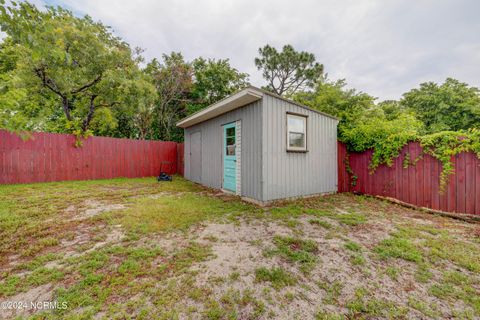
287;114;307;151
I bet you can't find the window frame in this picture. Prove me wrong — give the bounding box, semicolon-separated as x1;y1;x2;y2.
286;112;308;152
225;126;236;156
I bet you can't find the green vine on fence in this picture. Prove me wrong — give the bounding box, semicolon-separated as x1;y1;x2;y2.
420;129;480;191
343;152;358;187
360;128;480;192
401;152;423;169
66;121;94;147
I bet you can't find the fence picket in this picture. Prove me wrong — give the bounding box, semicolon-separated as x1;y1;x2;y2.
0;130;180;184
338;141;479;215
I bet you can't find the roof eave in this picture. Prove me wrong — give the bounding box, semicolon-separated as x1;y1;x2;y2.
255;88;340;122
176;88;263;128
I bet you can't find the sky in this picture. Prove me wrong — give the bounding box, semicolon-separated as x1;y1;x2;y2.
7;0;480;101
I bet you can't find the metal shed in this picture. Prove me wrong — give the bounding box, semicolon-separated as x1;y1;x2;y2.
177;86;339;204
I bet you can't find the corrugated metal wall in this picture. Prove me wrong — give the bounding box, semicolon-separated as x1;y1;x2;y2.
184;101;263;200
261;94;338;201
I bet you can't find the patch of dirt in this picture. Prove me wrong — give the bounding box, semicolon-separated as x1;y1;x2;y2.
6;191;479;319
63;225;125;258
147;191;197;199
346;221;395;248
186;220;323;319
7;254;22;267
89;226;125;250
168;206;478;319
195;220;284;256
67;199;125;221
61;224;93;249
196;221;293;244
193;222;277;279
0;284;56;319
64;205;76;214
334;208;351;215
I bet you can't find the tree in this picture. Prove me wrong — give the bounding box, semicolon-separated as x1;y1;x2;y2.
0;2;152;138
133;102;155;140
145;53;193;141
254;44;323;96
401;78;480;133
293;78;376;139
341;113;423;153
189;57;249;114
377;100;405;121
115;71;156;139
0;37;57;133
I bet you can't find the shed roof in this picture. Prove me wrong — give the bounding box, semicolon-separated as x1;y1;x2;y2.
176;86;338;128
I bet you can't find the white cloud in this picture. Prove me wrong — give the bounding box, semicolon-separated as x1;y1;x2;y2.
11;0;480;100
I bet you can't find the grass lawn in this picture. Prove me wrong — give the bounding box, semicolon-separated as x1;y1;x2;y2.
1;176;480;319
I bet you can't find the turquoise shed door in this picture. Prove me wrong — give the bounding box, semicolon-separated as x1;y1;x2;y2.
223;123;236;192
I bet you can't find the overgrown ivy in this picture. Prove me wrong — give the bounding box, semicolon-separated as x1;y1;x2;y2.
359;128;480;192
340;113;422;171
419;129;480;191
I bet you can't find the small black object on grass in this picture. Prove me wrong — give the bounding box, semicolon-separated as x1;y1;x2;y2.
157;161;173;182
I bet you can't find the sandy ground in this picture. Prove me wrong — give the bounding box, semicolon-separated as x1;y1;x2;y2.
1;193;479;319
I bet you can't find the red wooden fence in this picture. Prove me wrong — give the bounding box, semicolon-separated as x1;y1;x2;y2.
0;130;179;184
3;130;478;216
177;143;184;177
338;141;480;215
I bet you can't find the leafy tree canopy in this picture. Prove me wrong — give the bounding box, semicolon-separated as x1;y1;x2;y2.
0;37;57;132
295;77;480;191
143;55;250;141
401;78;480;133
293;78;376;140
0;1;155;140
255;44;323;96
377;100;405;121
145;53;193;141
189;57;249;114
